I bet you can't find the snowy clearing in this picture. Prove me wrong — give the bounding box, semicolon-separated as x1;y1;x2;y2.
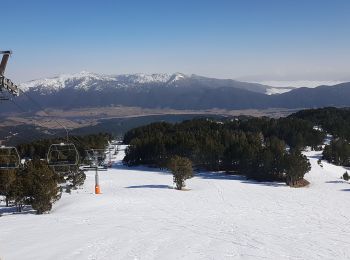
1;146;349;260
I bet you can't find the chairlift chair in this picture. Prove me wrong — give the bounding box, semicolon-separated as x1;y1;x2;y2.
47;143;79;167
83;149;106;167
84;149;96;166
0;145;21;169
87;149;106;163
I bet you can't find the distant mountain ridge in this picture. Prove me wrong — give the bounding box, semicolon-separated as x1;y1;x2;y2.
20;71;270;94
2;72;349;112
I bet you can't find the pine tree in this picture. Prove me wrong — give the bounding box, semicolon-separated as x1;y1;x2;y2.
0;169;17;206
66;169;86;189
168;156;193;190
285;152;311;187
9;170;27;212
24;160;61;214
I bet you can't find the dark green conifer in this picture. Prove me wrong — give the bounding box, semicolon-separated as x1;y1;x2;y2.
168;156;193;190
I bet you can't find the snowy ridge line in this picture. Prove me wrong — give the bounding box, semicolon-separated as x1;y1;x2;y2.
19;71;347;96
19;71;188;93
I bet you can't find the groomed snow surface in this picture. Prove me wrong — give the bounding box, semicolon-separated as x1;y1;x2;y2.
1;146;349;260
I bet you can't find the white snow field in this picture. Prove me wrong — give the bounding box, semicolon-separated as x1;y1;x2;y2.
1;146;349;260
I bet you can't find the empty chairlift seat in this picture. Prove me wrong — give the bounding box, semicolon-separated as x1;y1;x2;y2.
47;143;79;166
0;145;20;169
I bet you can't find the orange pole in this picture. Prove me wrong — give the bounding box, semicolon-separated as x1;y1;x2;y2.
95;167;101;194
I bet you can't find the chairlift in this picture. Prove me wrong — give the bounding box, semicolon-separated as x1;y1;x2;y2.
82;149;106;169
47;143;79;167
92;149;106;165
85;149;94;160
83;149;95;166
0;145;21;169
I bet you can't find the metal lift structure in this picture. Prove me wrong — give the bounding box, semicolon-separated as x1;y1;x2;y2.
0;51;21;169
0;51;20;99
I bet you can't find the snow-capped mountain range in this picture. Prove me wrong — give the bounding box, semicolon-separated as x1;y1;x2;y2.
20;71;270;94
5;71;350;112
20;72;191;94
20;71;345;96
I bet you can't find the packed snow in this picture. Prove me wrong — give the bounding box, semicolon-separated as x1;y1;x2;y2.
0;146;349;260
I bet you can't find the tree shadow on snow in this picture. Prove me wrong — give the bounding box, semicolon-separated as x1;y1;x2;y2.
114;164;286;188
239;180;286;187
196;172;286;187
340;189;350;192
0;205;36;216
125;184;172;189
196;172;244;181
307;154;323;159
112;162;171;175
325;180;347;184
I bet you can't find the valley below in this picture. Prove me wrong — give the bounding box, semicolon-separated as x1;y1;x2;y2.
0;106;299;144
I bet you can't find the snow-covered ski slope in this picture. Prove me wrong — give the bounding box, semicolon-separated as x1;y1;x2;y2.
0;146;349;260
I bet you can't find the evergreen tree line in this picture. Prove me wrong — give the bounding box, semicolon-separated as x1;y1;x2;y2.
290;107;350;140
290;107;350;167
123;117;322;186
323;139;350;167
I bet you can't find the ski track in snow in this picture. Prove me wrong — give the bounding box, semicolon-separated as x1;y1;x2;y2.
0;146;349;259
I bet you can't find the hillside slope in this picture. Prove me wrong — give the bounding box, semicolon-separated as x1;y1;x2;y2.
0;146;349;259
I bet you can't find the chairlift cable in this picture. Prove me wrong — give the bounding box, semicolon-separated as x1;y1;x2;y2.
9;98;61;136
0;127;32;144
18;89;70;138
17;87;92;150
7;85;107;170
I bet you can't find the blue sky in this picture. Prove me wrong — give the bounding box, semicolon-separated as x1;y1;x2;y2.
2;0;350;82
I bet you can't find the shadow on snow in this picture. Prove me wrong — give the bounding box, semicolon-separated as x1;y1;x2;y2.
125;184;172;189
112;162;171;174
113;162;286;188
325;180;348;184
0;205;35;216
